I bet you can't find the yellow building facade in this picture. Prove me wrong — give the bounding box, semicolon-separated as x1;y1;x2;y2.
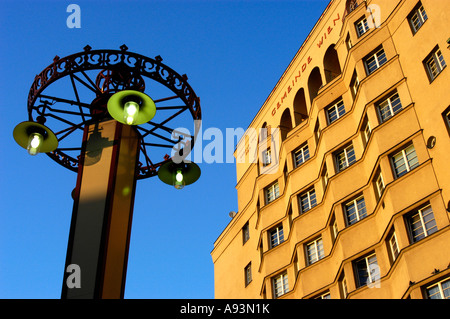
211;0;450;299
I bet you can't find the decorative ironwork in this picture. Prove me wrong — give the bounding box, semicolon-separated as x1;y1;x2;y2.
26;45;201;179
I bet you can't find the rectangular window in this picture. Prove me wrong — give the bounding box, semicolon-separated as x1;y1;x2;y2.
331;215;338;243
272;271;289;298
315;291;331;299
408;2;428;34
326;99;346;124
306;237;325;265
299;188;317;214
294;143;310;167
265;181;280;204
361;116;371;147
387;230;399;262
424;47;446;82
374;169;385;201
346;33;353;51
269;224;284;248
426;278;450;299
354;253;380;287
350;70;360;99
335;144;356;172
391;144;419;178
355;16;370;37
262;148;272;167
377;91;403;122
242;222;250;244
407;204;438;243
364;47;387;75
244;263;252;286
345;196;367;226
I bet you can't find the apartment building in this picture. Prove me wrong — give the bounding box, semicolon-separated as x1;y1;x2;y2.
211;0;450;299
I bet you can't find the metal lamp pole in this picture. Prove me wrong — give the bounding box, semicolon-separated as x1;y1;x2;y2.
13;45;202;299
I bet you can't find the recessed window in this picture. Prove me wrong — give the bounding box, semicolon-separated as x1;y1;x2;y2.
354;253;380;287
364;46;387;75
391;144;419;178
355;16;370;37
265;181;280;204
244;263;252;286
350;70;360;99
326;98;346;124
272;271;289;298
306;237;324;265
269;224;284;249
373;168;385;201
344;195;367;226
387;228;399;262
346;33;353;51
406;203;438;243
330;215;338;243
315;291;331;299
262;148;272;167
321;164;329;190
377;91;403;123
426;277;450;299
424;46;446;82
361;116;371;147
335;144;356;172
339;273;348;299
293;142;310;168
408;2;428;34
299;188;317;214
242;222;250;244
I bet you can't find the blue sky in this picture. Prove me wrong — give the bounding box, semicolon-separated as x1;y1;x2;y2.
0;0;328;298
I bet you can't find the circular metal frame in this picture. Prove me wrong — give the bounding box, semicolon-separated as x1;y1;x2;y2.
26;45;201;179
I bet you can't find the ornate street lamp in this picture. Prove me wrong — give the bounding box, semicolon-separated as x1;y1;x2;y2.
13;45;202;299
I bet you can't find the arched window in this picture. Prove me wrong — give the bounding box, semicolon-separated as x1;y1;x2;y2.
308;67;323;105
293;88;308;126
323;44;342;83
280;108;293;141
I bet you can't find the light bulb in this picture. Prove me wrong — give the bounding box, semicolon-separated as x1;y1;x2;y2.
123;101;139;125
27;132;43;156
174;169;185;190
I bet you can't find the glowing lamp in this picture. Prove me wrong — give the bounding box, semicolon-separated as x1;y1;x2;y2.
13;121;58;156
158;160;201;190
107;90;156;125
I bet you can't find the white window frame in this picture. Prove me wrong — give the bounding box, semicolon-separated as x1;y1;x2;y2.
408;204;438;243
425;48;446;81
265;181;280;204
378;91;403;122
388;231;399;261
409;2;428;34
355;253;380;287
242;222;250;244
355;16;370;37
391;144;419;178
361;117;371;146
299;188;317;214
335;144;356;172
345;196;367;226
340;275;348;299
350;71;360;98
426;278;450;299
364;47;387;75
306;237;325;265
294;143;310;168
262;147;272;167
374;170;385;200
326;99;346;124
269;224;284;249
272;271;289;298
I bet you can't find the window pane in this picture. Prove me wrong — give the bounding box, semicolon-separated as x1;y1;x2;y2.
421;206;438;236
356;197;367;219
346;146;356;166
442;280;450;299
427;285;442;299
410;213;426;242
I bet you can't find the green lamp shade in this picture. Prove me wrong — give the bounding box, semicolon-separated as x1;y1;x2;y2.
13;121;58;154
158;160;201;188
107;90;156;125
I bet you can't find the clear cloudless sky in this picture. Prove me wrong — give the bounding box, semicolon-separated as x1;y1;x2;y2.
0;0;329;298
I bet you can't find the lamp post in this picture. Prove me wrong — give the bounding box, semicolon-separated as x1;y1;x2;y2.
13;45;201;299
